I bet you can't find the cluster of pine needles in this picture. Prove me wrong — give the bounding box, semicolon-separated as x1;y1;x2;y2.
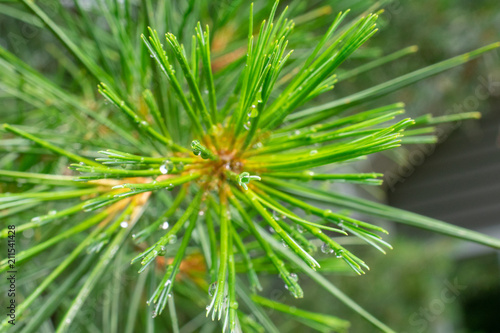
1;1;499;332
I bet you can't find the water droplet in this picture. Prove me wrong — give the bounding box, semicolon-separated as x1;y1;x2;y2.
321;243;334;254
23;229;34;238
290;273;298;282
164;280;171;288
191;140;202;156
31;216;41;222
323;209;332;218
65;318;71;324
159;160;174;174
296;224;304;233
79;162;85;166
243;121;251;130
208;282;217;297
120;221;129;228
248;105;258;118
253;142;263;149
272;211;280;221
198;210;205;216
49;210;57;215
168;235;177;244
268;227;275;234
175;162;184;171
161;221;169;230
158;246;167;256
152;311;157;318
335;249;344;259
294;130;301;135
281;239;288;248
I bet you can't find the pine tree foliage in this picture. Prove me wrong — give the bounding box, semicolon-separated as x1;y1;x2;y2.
0;1;499;332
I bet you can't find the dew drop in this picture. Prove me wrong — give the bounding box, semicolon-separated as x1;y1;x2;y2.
296;224;304;233
161;221;169;230
321;243;334;254
281;239;288;248
120;221;129;228
309;150;318;155
48;210;57;215
23;229;34;239
268;227;275;234
175;162;184;171
31;216;42;223
168;235;177;244
248;105;258;118
164;279;171;288
152;311;157;318
158;246;167;256
335;249;344;259
208;282;217;297
198;210;205;216
159;160;174;174
253;142;263;149
289;273;298;282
